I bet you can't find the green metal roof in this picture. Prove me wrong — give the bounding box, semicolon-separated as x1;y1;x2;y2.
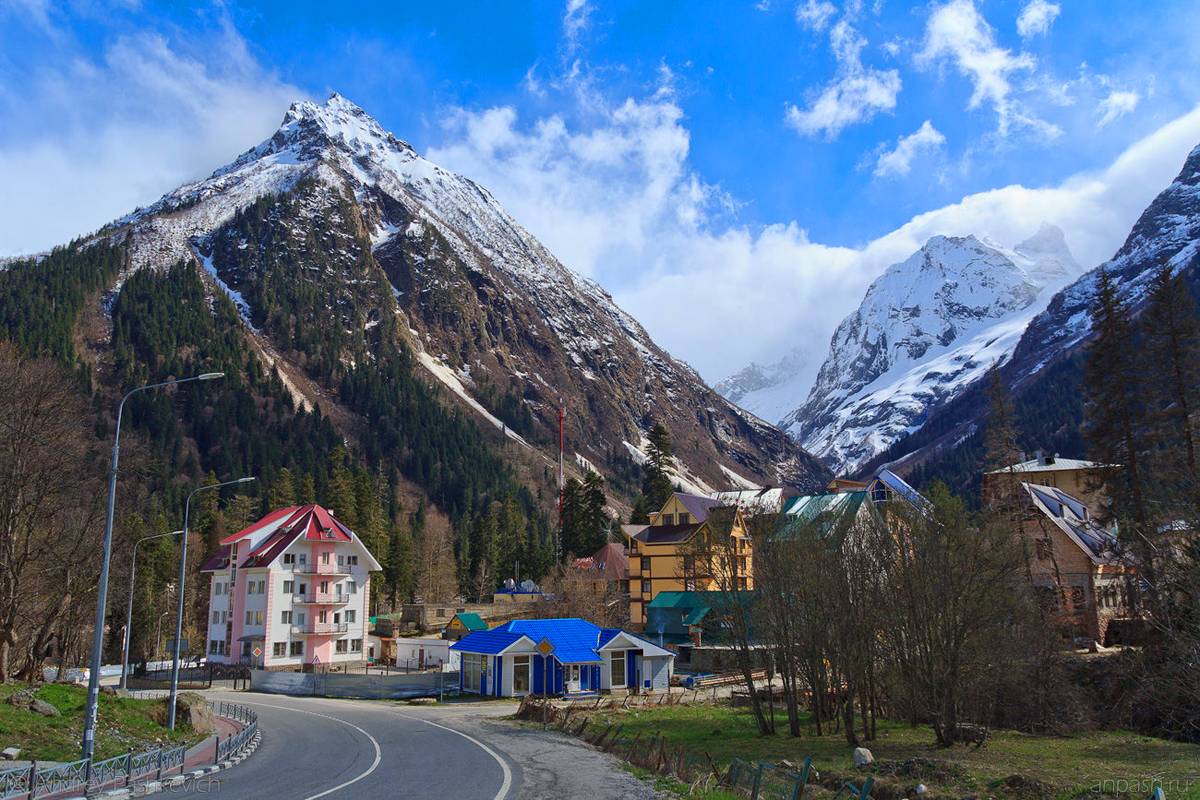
453;612;489;631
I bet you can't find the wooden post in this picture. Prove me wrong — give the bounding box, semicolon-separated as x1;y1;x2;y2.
705;751;720;780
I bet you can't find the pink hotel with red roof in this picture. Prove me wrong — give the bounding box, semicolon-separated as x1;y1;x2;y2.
200;504;382;669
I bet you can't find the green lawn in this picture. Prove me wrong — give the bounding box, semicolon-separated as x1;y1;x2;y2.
0;683;202;762
571;703;1200;799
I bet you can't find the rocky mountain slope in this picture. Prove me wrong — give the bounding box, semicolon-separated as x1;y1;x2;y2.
862;141;1200;491
100;93;829;494
777;226;1080;472
713;347;811;427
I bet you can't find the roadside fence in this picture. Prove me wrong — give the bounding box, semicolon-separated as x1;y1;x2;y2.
0;698;258;800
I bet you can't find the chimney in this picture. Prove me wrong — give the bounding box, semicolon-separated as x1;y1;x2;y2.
1035;450;1045;465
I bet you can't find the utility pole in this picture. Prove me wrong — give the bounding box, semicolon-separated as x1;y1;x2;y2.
557;403;565;560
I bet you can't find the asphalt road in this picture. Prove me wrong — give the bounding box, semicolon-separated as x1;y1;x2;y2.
179;690;663;799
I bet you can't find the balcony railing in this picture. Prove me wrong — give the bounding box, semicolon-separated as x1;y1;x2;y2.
292;563;352;575
293;593;350;605
291;622;349;636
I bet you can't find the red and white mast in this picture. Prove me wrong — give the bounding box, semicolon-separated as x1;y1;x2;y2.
557;402;565;559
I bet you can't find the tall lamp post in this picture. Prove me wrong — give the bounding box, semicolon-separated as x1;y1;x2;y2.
119;530;184;691
168;476;256;730
82;372;223;769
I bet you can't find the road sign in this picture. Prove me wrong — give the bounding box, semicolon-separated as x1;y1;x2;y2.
535;637;555;657
312;654;321;665
252;647;262;658
166;639;188;651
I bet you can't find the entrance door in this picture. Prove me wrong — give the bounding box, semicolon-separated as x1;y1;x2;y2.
567;665;581;693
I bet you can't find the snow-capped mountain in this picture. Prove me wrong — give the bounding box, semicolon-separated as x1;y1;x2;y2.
713;347;811;426
779;226;1080;472
1008;143;1200;381
102;93;829;492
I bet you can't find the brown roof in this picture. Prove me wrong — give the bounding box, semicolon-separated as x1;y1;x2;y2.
584;542;629;580
633;523;704;544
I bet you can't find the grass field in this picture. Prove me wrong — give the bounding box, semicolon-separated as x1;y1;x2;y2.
573;703;1200;799
0;683;202;762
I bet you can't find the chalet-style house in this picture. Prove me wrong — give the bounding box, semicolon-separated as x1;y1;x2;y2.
1017;482;1133;644
621;493;752;628
984;452;1107;509
450;618;674;697
201;504;382;669
570;542;631;595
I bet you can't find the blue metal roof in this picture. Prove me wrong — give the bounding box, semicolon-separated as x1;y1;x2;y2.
448;629;526;655
452;618;672;665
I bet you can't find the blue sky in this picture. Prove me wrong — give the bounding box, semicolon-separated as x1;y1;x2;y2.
2;0;1200;381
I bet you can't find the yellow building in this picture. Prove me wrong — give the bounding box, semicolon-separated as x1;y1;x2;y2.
984;452;1107;509
622;493;753;628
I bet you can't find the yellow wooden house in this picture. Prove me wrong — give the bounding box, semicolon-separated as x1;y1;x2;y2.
621;493;753;628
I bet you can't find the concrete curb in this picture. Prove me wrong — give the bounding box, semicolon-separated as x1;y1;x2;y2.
61;731;262;800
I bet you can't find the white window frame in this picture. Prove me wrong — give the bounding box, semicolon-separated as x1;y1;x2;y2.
610;651;626;688
512;655;531;695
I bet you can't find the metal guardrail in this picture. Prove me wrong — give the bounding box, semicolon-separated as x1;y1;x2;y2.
0;698;258;799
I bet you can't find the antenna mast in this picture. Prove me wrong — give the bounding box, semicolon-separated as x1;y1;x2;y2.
557;402;565;560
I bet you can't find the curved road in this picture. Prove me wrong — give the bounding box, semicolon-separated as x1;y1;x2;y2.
183;693;513;798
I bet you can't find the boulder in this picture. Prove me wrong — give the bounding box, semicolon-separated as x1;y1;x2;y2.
169;692;215;734
29;698;60;717
852;747;874;767
1;747;20;761
6;688;35;709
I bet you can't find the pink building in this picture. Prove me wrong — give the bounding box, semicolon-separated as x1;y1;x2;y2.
201;504;382;669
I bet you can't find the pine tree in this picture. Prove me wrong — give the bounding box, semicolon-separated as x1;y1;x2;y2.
630;494;649;525
268;467;297;509
1141;263;1200;501
582;470;609;554
324;446;358;526
642;422;674;512
296;473;316;505
1084;268;1150;528
982;369;1025;516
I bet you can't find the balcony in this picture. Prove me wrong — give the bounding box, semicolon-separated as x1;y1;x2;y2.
293;593;350;606
291;622;349;636
293;564;352;576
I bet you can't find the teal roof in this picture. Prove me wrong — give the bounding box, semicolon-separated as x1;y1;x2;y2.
453;612;488;631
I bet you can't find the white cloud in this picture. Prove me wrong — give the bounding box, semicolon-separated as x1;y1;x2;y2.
563;0;593;51
874;120;946;177
786;19;902;139
0;16;303;256
1095;89;1140;129
918;0;1039;135
795;0;837;31
1016;0;1060;39
430;85;1200;383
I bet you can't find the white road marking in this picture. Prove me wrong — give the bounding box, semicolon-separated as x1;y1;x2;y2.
233;698;383;799
393;712;513;800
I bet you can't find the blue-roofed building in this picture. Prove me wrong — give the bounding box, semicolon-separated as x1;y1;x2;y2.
449;618;675;697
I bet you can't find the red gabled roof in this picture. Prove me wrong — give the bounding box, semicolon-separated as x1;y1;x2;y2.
219;505;302;545
200;544;232;572
217;504;357;570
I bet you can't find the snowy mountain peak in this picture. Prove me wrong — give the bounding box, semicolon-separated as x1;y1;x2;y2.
774;226;1080;472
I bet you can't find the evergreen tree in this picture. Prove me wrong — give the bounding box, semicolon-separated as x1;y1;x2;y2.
629;494;649;525
642;422;674;512
383;521;414;609
582;470;610;554
1084;268;1151;528
1141;263;1200;500
268;467;297;509
296;473;317;505
324;446;358;525
982;369;1024;518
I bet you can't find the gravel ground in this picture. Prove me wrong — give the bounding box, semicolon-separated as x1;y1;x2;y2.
406;704;670;800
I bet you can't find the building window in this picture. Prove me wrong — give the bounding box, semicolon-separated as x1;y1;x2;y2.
513;655;530;694
246;582;256;595
209;640;221;654
245;611;253;625
662;514;674;526
320;580;330;594
298;583;307;595
351;639;363;653
258;580;266;594
283;553;296;565
281;610;292;624
641;580;651;595
283;580;295;594
321;552;330;565
348;581;358;595
298;553;306;566
211;611;220;624
641;557;651;573
610;651;626;687
296;612;306;626
678;513;690;525
335;640;348;654
347;555;358;566
213;582;224;595
290;641;304;657
338;554;345;567
272;642;286;657
346;610;356;624
463;653;479;692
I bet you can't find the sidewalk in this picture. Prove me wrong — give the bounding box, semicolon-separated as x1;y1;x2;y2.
182;714;244;772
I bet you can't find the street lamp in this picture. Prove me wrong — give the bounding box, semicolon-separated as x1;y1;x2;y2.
82;372;223;769
168;475;256;730
119;530;184;691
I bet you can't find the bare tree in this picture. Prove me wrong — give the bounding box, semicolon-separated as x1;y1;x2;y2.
415;514;458;604
0;344;105;681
